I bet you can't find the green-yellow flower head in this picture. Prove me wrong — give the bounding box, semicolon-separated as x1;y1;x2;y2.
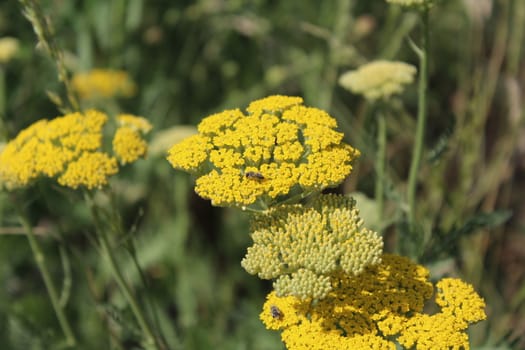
339;60;416;101
241;194;383;299
0;37;20;64
167;95;360;210
72;69;137;100
0;110;151;190
260;254;486;350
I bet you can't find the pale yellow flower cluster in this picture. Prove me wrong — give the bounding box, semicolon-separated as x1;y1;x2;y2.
167;95;359;210
260;254;487;350
0;37;19;64
242;194;383;299
339;60;416;100
0;110;151;190
386;0;434;8
72;69;137;100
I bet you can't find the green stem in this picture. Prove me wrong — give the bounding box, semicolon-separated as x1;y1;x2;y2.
0;66;7;141
84;192;161;350
13;198;77;347
18;0;79;112
318;0;352;110
375;110;386;231
407;8;429;227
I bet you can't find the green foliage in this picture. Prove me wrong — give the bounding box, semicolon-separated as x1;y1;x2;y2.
0;0;524;349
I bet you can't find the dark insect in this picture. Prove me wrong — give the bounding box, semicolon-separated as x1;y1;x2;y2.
245;171;265;180
270;305;283;320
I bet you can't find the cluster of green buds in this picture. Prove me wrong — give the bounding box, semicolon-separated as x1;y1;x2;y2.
242;194;383;299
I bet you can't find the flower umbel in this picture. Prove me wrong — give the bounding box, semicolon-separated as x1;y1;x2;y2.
242;194;383;299
167;95;360;210
260;254;486;350
0;110;151;190
72;69;137;100
339;60;416;100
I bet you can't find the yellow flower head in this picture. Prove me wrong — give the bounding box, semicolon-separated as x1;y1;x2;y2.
167;95;360;210
0;37;20;64
339;60;416;100
0;110;151;190
72;69;137;100
242;194;383;299
113;114;152;164
261;254;486;350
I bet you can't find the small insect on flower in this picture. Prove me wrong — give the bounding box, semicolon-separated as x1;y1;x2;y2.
245;171;265;180
270;305;283;320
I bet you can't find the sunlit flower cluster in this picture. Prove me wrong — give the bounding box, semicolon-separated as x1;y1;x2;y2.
167;95;360;210
0;110;151;190
72;69;137;100
339;60;416;100
113;114;152;165
0;37;20;64
242;194;383;299
260;254;486;350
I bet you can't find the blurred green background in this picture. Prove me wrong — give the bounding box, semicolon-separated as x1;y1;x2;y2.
0;0;524;349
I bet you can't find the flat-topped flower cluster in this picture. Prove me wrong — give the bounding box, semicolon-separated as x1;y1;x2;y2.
167;95;359;210
0;110;151;190
260;254;486;349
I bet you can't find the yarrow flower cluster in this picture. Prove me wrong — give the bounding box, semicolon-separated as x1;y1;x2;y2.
165;94;486;349
260;254;487;350
339;60;416;100
0;110;151;190
241;194;383;299
167;95;360;210
72;69;137;100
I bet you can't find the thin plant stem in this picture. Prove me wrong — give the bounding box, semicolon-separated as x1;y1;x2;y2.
318;0;352;110
18;0;79;112
12;196;77;347
84;191;161;350
375;109;386;231
407;8;429;227
0;66;6;140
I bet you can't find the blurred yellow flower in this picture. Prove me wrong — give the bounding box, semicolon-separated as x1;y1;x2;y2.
113;114;152;164
261;254;486;350
0;110;151;190
242;194;383;299
167;95;360;210
386;0;434;7
339;60;416;100
72;69;137;100
0;37;20;64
